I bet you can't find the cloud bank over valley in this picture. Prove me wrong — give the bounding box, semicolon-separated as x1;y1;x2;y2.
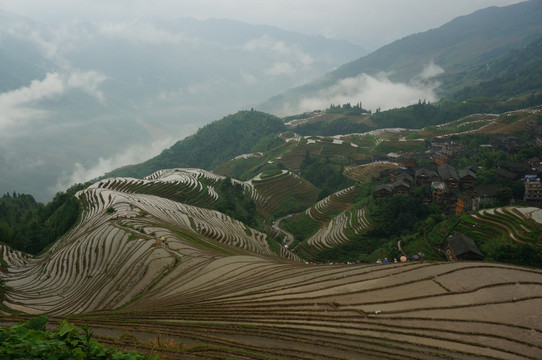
0;14;364;200
276;61;444;115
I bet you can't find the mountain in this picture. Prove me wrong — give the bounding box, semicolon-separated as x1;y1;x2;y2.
1;106;542;358
0;12;365;202
260;0;542;115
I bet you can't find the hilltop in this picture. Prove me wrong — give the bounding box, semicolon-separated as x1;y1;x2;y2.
261;0;542;114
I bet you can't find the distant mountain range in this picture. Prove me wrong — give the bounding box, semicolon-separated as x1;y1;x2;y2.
0;13;364;201
261;0;542;115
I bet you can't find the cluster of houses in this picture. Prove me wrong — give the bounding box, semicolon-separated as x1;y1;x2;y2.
374;137;542;215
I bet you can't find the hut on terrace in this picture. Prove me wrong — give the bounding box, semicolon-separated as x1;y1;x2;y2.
447;233;483;261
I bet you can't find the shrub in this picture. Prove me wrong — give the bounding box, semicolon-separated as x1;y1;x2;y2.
0;316;160;359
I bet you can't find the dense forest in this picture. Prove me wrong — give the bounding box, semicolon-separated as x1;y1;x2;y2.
0;183;87;255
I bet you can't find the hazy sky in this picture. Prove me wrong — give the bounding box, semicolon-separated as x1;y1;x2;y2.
0;0;525;50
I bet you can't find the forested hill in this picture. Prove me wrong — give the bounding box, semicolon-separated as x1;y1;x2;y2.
261;0;542;113
330;0;542;83
451;35;542;101
105;110;286;179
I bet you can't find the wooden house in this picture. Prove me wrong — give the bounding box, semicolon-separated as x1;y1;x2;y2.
447;234;483;261
438;164;459;190
375;184;394;198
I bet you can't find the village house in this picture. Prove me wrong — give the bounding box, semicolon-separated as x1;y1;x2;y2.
524;177;542;202
375;184;394;198
415;168;439;185
395;172;414;185
431;181;447;203
459;167;477;190
474;184;500;205
393;180;410;196
437;164;460;190
441;141;466;158
447;233;483;261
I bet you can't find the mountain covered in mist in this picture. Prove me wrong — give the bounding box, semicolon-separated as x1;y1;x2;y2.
0;13;365;202
261;0;542;115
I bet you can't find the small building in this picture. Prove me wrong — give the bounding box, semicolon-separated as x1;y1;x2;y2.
507;162;530;175
447;233;483;261
375;184;394;198
459;168;477;190
438;164;460;190
524;178;542;202
393;180;410;196
395;172;414;185
496;168;518;181
475;184;500;205
387;152;401;162
415;168;439;185
431;181;447;203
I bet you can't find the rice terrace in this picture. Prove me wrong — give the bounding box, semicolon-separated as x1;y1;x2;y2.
1;161;542;359
3;1;542;358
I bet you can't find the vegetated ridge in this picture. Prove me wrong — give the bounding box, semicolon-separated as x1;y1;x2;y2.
261;0;542;113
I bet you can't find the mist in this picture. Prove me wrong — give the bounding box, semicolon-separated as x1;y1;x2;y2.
0;14;365;201
278;62;444;115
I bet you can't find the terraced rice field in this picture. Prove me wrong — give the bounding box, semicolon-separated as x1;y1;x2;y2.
302;186;371;250
251;170;319;218
22;262;542;360
1;171;542;359
457;206;542;246
344;161;400;182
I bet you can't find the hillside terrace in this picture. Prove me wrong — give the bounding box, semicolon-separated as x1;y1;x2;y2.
373;138;542;215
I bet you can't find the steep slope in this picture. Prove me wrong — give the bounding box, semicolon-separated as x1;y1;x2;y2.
104;111;286;180
2;175;541;359
0;171;300;315
261;0;542;114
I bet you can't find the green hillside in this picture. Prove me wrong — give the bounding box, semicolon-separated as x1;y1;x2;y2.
104;110;286;179
262;0;542;113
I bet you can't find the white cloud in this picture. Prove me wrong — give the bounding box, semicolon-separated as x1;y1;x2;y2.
240;69;258;84
418;59;444;80
242;35;314;67
96;21;199;45
283;63;443;115
66;70;107;103
265;61;294;76
54;136;176;191
0;70;106;131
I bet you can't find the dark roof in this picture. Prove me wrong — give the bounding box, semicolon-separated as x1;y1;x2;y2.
447;233;483;259
507;162;529;173
474;184;501;196
395;173;413;183
415;168;438;178
438;164;459;181
375;184;393;193
458;168;477;180
496;168;518;180
393;180;410;190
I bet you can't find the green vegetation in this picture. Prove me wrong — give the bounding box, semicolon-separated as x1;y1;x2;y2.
327;102;369;116
300;151;353;200
0;183;88;255
0;316;159;359
452;36;542;102
294;116;371;136
105;111;286;179
214;178;259;229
